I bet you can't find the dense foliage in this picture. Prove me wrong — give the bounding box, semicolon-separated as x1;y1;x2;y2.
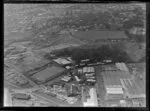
47;44;132;63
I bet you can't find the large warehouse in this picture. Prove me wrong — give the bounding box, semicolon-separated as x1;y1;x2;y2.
73;30;128;42
83;88;98;107
32;65;66;83
101;70;131;100
120;78;146;99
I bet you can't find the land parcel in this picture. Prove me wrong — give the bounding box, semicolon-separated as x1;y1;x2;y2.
32;66;66;83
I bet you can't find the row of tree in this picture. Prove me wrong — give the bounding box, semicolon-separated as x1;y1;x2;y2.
47;44;132;63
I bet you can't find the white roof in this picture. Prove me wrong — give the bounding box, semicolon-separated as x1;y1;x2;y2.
66;66;71;69
78;69;83;73
83;67;95;73
85;73;94;75
67;57;72;61
87;79;96;82
81;59;90;62
106;87;124;94
83;88;98;107
83;67;87;73
86;76;95;78
116;63;129;72
61;78;69;81
53;58;71;64
75;76;80;81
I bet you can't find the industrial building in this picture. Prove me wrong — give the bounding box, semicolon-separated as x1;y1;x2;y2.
73;30;129;42
13;93;31;100
115;63;129;72
67;84;80;97
83;88;98;107
120;79;146;99
101;63;145;101
101;70;131;100
101;63;129;72
81;67;95;73
61;76;71;82
101;64;118;71
32;66;66;83
49;83;79;104
53;58;72;65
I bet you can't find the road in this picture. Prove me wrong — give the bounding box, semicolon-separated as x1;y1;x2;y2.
4;62;83;107
95;66;107;107
4;87;12;107
33;90;82;107
81;87;85;107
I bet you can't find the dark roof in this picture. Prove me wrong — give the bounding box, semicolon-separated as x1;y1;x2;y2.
71;85;79;94
13;93;30;100
32;66;65;82
73;30;128;41
50;34;84;46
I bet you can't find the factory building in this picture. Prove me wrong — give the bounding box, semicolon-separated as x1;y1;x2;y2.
115;63;129;72
53;58;72;66
61;76;71;82
83;88;98;107
73;30;129;42
120;79;146;99
101;63;145;101
31;65;66;83
82;67;95;73
101;70;131;100
13;93;31;100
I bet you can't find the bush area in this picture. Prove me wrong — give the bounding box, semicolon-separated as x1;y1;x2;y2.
45;44;132;63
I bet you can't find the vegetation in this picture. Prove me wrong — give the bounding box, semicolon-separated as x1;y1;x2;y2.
48;44;132;63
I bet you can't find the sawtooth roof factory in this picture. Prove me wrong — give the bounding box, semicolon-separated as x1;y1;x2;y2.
95;62;145;107
74;30;129;42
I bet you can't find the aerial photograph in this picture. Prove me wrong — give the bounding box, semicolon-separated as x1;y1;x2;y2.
4;3;146;107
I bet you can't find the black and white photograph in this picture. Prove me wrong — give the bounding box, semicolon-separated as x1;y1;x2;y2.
4;3;146;107
4;0;91;2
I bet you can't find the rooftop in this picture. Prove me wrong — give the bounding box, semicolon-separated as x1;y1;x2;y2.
32;66;65;82
115;63;129;72
13;93;31;100
53;58;72;65
101;64;118;71
102;70;131;87
120;78;145;98
83;88;98;107
73;30;128;41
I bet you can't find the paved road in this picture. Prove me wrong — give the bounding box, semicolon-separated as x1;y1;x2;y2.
4;87;12;107
33;90;83;107
95;66;107;107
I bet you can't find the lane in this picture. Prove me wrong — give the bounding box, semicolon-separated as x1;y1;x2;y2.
4;80;60;106
95;66;107;107
4;87;12;107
